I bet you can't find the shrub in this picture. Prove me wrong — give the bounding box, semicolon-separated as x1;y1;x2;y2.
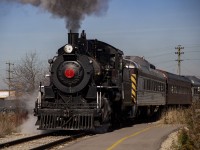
0;112;26;137
161;107;187;124
165;102;200;150
183;102;200;150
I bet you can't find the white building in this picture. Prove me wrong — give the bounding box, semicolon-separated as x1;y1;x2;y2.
0;90;16;100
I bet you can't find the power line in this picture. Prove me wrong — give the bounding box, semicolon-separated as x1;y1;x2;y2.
146;52;174;58
184;58;200;61
175;45;184;75
153;59;175;65
184;45;200;48
6;62;14;96
184;50;200;53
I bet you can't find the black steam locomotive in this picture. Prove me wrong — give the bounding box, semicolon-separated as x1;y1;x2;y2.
34;30;124;130
34;31;199;130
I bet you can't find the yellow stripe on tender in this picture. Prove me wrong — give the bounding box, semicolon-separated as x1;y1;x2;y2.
131;74;136;78
132;90;136;97
131;74;137;103
131;76;136;85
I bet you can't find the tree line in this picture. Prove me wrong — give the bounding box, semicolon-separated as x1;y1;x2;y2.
5;52;49;97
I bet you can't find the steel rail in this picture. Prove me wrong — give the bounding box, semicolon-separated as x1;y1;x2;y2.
0;132;54;149
31;133;86;150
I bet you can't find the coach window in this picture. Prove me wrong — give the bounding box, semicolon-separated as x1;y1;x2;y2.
160;83;162;92
154;81;156;91
171;85;174;93
159;82;162;91
184;87;187;94
151;80;153;91
143;79;146;90
174;86;177;93
163;84;165;92
194;88;198;94
185;88;188;94
144;79;147;90
152;80;154;91
177;86;180;94
182;87;188;94
156;82;159;91
147;80;151;90
138;78;143;90
159;83;162;91
161;83;163;91
187;87;190;94
145;79;148;90
184;87;186;94
181;87;183;94
181;87;184;94
158;83;161;91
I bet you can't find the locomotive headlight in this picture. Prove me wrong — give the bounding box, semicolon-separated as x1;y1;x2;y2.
64;44;73;53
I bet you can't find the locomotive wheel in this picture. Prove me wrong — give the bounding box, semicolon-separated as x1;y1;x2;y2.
93;97;112;133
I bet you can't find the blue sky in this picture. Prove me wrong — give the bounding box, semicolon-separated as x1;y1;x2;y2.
0;0;200;89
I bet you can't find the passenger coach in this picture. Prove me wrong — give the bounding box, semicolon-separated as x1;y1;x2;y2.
158;70;192;106
123;56;166;117
185;76;200;102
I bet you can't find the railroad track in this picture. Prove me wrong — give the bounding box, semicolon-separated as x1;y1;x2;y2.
0;131;87;150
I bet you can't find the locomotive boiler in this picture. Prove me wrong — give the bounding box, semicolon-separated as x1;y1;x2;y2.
34;31;124;130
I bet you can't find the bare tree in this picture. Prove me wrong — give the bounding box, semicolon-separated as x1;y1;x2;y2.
11;52;47;97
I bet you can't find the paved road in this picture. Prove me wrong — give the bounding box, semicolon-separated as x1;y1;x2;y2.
62;123;181;150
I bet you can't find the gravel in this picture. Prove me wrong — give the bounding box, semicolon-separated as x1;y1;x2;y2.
160;130;178;150
0;133;71;150
0;133;37;144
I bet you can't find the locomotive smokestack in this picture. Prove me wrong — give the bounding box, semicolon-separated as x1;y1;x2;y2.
68;31;79;47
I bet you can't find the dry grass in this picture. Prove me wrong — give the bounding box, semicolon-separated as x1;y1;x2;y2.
160;107;188;124
161;102;200;150
181;102;200;150
0;112;27;137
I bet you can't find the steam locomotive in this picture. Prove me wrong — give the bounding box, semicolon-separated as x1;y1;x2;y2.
34;31;199;130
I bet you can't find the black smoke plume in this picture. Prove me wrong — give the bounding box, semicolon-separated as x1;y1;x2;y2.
3;0;110;32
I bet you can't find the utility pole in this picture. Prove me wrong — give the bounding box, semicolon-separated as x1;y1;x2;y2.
6;62;14;97
175;45;184;75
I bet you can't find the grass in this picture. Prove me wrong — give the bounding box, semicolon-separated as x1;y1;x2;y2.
161;102;200;150
0;111;27;138
161;107;187;124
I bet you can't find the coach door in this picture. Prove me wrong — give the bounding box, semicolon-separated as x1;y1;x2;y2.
123;67;138;106
123;68;131;105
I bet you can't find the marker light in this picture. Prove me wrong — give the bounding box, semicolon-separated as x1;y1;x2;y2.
64;68;75;78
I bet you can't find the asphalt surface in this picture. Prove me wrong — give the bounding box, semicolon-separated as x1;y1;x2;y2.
62;123;181;150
